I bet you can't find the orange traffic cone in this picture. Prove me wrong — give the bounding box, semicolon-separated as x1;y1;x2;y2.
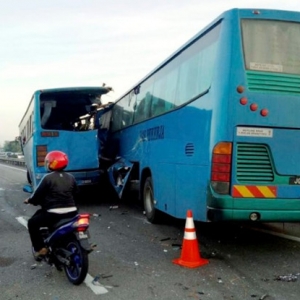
172;210;209;268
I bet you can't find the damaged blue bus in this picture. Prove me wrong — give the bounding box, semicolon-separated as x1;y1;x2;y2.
104;8;300;223
19;86;113;190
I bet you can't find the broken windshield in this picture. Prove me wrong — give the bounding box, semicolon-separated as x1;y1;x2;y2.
40;89;108;131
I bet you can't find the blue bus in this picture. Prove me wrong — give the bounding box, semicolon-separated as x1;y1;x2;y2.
18;86;113;190
105;8;300;223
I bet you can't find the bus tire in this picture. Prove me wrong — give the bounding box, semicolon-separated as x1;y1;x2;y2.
26;170;32;184
143;177;160;224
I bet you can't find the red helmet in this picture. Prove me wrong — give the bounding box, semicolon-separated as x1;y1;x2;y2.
44;150;68;171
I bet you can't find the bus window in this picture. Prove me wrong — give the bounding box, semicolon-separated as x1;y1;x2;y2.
40;91;100;131
242;19;300;74
151;67;177;115
133;78;154;124
151;96;166;117
175;24;220;106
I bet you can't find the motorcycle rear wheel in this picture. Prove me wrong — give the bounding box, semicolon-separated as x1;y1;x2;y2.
64;238;89;285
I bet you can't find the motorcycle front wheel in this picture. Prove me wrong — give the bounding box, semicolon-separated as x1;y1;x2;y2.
64;238;89;285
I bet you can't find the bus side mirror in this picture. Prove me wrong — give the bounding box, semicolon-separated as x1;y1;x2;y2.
23;184;33;194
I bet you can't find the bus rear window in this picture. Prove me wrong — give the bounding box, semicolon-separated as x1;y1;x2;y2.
241;19;300;75
40;91;102;131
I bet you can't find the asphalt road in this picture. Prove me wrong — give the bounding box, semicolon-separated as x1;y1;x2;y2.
1;163;300;300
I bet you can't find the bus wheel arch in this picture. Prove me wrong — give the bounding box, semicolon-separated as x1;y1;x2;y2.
142;170;161;224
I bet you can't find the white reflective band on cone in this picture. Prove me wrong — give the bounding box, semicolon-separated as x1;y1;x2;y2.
184;231;197;240
185;217;195;229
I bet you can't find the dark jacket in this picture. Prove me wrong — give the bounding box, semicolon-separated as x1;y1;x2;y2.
28;171;78;210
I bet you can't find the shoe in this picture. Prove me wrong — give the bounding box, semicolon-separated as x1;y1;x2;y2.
36;247;48;257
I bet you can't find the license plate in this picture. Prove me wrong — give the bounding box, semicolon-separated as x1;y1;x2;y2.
289;176;300;185
81;179;92;184
77;231;90;239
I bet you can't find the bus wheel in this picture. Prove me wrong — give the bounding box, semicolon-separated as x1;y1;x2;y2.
26;170;32;184
143;177;160;224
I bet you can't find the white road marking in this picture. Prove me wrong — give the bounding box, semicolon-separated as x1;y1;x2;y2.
84;274;109;295
16;216;108;295
16;216;28;229
250;226;300;243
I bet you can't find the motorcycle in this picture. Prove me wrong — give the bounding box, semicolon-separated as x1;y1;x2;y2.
23;185;95;285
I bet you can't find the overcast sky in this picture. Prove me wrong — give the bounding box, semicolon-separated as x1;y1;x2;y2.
0;0;299;146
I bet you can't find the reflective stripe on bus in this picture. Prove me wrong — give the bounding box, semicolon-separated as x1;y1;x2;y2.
232;185;277;198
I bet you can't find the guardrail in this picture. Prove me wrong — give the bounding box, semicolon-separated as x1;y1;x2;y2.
0;157;25;166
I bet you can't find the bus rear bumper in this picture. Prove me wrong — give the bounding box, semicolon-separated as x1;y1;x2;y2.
72;170;101;186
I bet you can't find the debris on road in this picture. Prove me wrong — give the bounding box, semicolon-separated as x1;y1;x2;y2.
172;243;182;250
160;237;171;242
109;206;119;210
92;274;101;285
274;273;299;282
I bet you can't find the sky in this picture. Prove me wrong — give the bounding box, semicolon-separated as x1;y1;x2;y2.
0;0;299;146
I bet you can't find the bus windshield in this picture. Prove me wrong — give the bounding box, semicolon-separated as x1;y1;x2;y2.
242;19;300;74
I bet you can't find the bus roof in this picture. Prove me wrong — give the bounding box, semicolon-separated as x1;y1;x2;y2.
35;86;112;94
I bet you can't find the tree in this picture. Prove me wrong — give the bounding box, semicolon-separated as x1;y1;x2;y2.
3;140;21;153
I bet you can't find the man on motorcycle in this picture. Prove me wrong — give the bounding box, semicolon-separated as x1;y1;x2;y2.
24;150;79;257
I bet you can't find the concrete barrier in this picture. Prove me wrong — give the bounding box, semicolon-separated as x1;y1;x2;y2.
0;157;25;166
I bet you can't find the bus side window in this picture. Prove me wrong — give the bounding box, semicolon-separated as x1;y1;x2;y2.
134;100;146;123
119;98;131;128
151;97;166;117
122;111;132;127
111;105;123;131
134;92;152;123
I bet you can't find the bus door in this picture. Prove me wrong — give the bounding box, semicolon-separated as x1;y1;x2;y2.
232;126;300;200
107;158;133;198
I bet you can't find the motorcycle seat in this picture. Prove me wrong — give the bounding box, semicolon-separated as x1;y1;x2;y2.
52;215;79;229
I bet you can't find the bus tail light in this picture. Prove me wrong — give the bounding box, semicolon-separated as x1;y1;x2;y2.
37;145;47;167
211;142;232;194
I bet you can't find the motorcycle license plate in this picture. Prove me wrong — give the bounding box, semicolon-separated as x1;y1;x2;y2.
77;231;90;239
